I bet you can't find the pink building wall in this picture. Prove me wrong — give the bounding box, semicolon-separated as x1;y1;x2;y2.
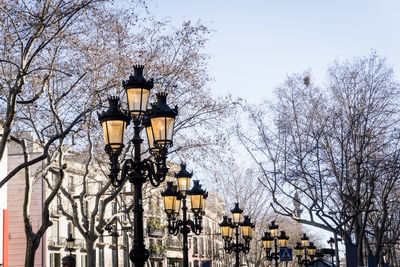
7;153;45;266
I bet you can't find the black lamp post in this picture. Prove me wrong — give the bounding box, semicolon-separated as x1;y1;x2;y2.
97;65;178;267
219;203;255;267
295;234;317;266
174;257;180;267
327;237;335;265
66;234;75;255
261;221;289;267
161;164;208;267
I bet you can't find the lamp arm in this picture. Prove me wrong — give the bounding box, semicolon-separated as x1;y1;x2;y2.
188;219;202;235
154;147;169;174
224;240;233;253
167;217;180;236
142;158;168;187
108;148;124;187
242;241;250;254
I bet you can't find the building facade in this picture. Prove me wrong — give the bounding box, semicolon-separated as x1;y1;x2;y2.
4;136;229;267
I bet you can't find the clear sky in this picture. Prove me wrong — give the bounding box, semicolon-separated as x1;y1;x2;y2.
147;0;400;104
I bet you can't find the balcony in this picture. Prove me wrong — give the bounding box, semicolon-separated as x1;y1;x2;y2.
148;226;165;237
121;220;132;230
50;207;63;218
74;238;86;250
149;251;166;261
166;238;181;249
48;237;66;248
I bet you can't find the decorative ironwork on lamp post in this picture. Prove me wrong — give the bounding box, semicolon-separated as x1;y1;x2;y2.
261;221;289;267
219;203;255;267
97;65;178;267
161;164;208;267
294;233;317;266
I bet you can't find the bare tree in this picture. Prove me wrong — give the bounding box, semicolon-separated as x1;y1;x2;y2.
1;2;239;266
239;53;400;265
0;0;112;164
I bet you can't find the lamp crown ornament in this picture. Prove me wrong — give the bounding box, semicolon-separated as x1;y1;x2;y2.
122;65;154;89
162;181;177;196
301;233;309;241
230;202;243;214
175;163;193;178
151;92;178;117
188;180;203;195
269;220;278;230
242;216;251;225
97;96;131;124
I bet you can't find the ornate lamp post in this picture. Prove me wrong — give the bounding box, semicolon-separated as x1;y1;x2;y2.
219;203;255;267
66;234;75;255
98;65;178;267
261;221;289;267
295;234;317;266
161;164;208;267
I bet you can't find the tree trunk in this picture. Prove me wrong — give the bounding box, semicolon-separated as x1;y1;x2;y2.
25;236;40;267
86;239;97;267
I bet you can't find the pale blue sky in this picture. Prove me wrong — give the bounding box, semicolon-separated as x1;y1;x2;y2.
147;0;400;103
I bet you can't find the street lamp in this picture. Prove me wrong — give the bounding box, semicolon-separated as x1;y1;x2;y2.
161;165;208;267
327;237;335;265
66;234;75;255
295;233;317;266
98;65;178;267
261;221;289;267
219;203;255;267
174;257;180;267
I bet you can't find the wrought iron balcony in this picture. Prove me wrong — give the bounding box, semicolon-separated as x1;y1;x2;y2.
148;226;165;237
149;251;166;261
48;236;66;248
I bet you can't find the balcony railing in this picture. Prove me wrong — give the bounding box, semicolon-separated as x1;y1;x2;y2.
48;236;66;248
150;251;166;261
50;207;63;218
148;226;165;237
74;238;86;250
166;238;181;248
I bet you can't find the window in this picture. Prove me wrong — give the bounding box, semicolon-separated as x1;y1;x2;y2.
68;175;74;192
123;233;130;267
50;253;60;267
98;181;103;192
67;221;75;238
81;254;87;267
200;237;204;255
207;240;212;256
149;197;153;214
194;260;199;267
193;237;198;254
112;248;117;267
150;238;155;251
112;232;118;267
51;220;60;243
111;202;116;215
99;247;105;267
